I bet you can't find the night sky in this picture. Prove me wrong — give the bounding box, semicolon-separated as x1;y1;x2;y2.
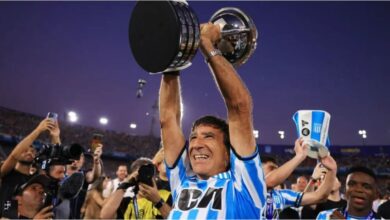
1;1;389;146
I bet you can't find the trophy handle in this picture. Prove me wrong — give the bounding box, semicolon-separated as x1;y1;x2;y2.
221;28;251;37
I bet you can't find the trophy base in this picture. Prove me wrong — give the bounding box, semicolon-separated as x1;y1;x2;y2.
304;139;329;159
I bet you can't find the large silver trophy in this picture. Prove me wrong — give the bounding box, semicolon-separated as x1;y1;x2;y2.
129;1;258;73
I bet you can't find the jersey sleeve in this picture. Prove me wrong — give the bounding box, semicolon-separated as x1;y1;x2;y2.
165;142;195;201
230;145;267;212
278;189;304;207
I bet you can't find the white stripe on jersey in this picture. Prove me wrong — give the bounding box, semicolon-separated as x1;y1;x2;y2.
238;160;262;207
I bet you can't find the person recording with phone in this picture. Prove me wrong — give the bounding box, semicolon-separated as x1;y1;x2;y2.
0;115;59;219
100;157;172;219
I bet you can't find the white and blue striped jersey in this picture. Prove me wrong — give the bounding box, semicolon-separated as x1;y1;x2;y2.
166;144;266;219
317;208;379;220
262;189;303;220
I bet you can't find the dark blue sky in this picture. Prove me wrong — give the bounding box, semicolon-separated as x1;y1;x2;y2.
1;1;389;145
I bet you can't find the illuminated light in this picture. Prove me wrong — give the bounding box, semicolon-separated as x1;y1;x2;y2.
130;123;137;129
68;111;78;123
99;117;108;125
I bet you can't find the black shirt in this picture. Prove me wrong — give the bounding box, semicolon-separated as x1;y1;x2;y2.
301;198;347;219
378;200;390;219
0;169;32;218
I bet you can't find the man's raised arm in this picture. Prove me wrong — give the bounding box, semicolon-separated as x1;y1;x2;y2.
159;73;186;166
200;23;256;157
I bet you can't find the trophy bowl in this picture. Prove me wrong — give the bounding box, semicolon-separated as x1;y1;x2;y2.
210;7;258;67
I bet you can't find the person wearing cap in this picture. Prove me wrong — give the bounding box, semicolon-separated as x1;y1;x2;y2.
14;174;54;219
0;118;60;219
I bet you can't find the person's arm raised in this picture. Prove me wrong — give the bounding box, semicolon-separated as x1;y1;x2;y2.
1;119;54;177
266;138;308;187
159;73;186;166
300;155;337;206
200;23;256;156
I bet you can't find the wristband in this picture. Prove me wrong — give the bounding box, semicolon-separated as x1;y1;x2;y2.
205;49;222;63
153;198;164;209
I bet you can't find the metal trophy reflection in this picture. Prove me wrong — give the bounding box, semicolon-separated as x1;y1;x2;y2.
129;1;259;73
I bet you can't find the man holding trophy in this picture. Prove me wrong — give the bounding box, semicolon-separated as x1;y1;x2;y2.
129;1;267;217
157;20;266;219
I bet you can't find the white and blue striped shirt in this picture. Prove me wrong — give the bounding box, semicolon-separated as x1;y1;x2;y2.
263;189;303;220
166;144;266;219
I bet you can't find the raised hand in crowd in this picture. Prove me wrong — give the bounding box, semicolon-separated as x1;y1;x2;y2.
311;163;329;181
1;118;55;177
33;205;54;220
138;179;171;219
265;138;309;188
100;169;138;219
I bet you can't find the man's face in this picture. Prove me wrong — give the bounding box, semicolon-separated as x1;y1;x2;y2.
67;154;85;171
345;172;377;212
19;146;36;163
116;165;128;181
17;183;46;211
296;176;308;192
262;161;278;176
50;165;66;180
189;124;229;179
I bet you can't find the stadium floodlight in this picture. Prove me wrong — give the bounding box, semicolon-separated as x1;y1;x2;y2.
253;130;259;139
130;123;137;129
358;129;367;142
278;130;285;139
358;129;367;136
99;117;108;125
67;111;78;123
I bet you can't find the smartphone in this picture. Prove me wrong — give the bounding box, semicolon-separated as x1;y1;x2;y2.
90;133;103;153
47;112;58;122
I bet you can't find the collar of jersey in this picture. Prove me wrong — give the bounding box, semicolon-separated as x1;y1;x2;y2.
189;171;231;181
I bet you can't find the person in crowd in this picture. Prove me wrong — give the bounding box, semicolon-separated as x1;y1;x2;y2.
296;175;309;192
103;164;132;219
0;118;59;218
158;22;266;219
100;157;172;219
260;140;337;219
104;164;130;196
14;174;54;219
317;166;380;219
65;143;103;219
151;147;171;195
81;175;109;219
301;175;346;219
